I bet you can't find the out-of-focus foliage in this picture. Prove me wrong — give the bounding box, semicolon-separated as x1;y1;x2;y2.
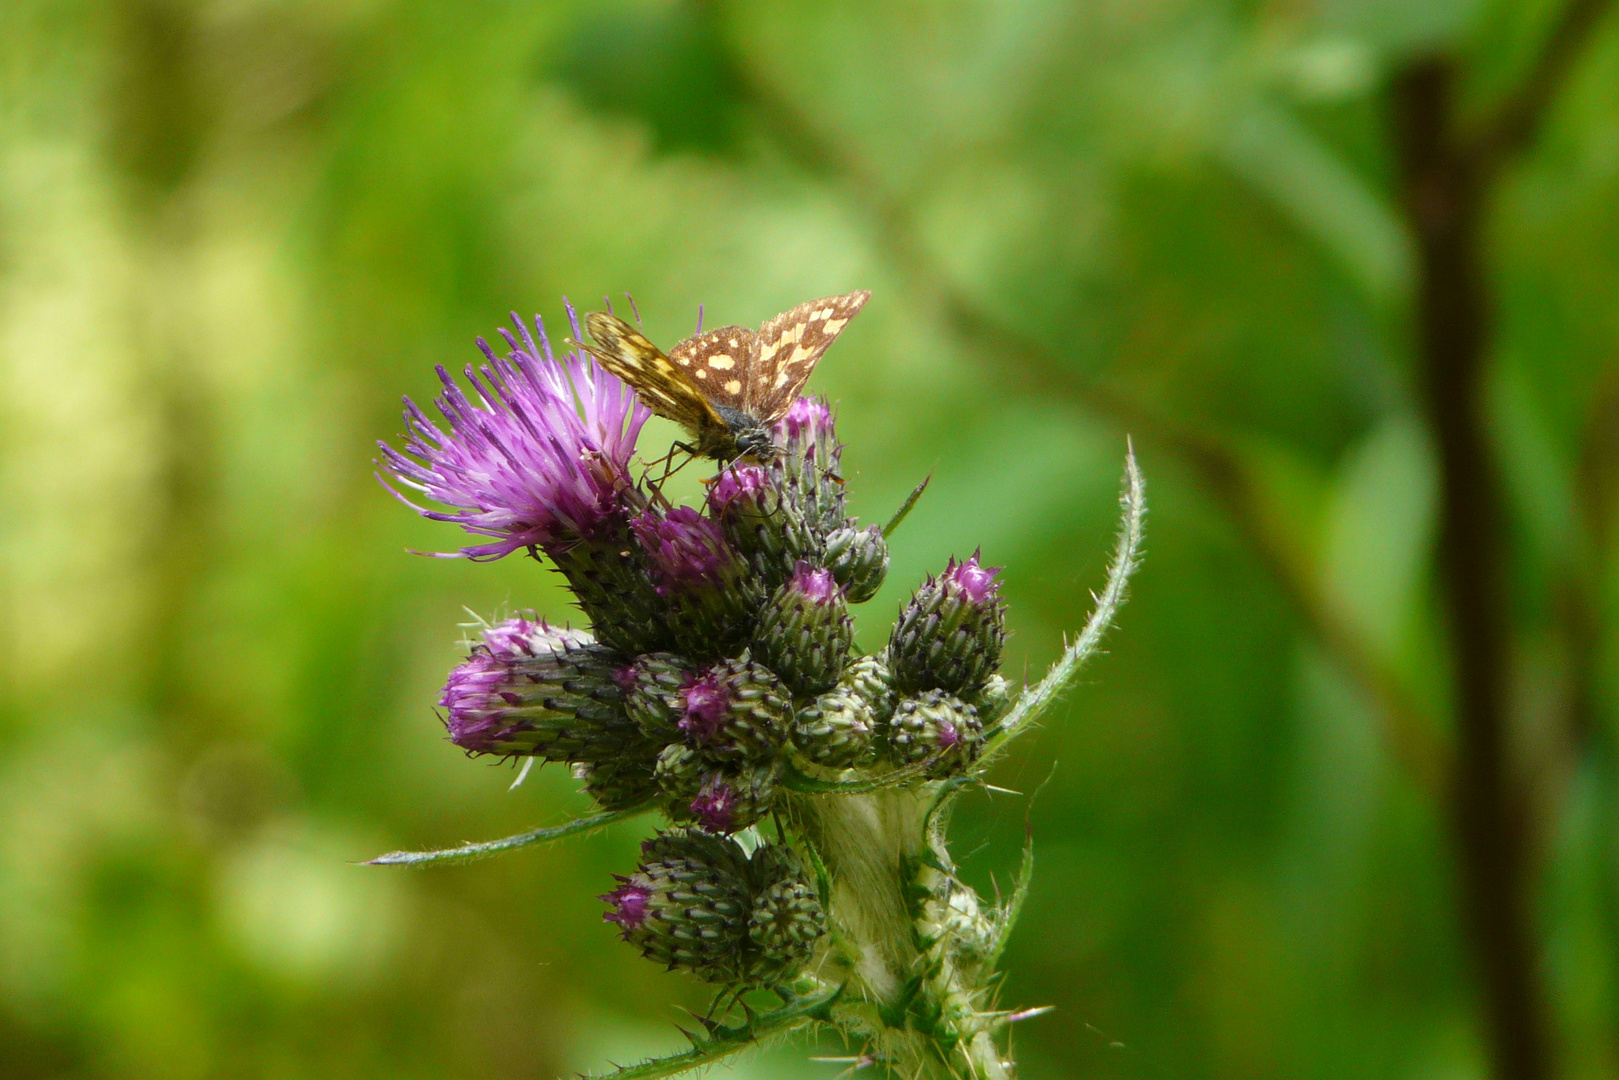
1;1;1616;1078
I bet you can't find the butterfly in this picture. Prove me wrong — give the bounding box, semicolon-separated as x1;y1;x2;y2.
579;291;870;462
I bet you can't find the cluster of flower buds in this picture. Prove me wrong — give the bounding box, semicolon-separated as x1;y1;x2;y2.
601;828;826;986
384;303;1012;992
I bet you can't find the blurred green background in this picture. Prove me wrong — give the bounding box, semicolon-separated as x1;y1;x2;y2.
3;0;1617;1077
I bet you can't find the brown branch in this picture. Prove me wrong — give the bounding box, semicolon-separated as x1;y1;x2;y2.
1472;0;1616;165
736;54;1445;797
1394;58;1549;1080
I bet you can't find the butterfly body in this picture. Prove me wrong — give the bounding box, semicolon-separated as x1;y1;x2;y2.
580;291;869;462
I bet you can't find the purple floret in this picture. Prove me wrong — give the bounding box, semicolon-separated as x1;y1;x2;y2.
941;553;1001;604
788;561;840;605
601;879;651;933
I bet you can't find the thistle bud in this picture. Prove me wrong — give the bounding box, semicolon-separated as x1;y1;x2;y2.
622;652;692;740
973;672;1012;724
441;619;624;759
709;463;816;590
689;763;779;834
633;507;762;656
572;711;665;810
887;554;1007;697
841;652;897;722
791;688;877;768
544;534;672;655
771;398;846;538
823;523;888;603
745;845;827;984
752;563;854;695
575;748;661;812
602;827;752;983
885;689;983;776
675;658;791;763
653;741;703;806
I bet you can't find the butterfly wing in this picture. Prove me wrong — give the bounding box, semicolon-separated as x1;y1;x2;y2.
744;290;871;421
582;312;727;438
667;326;757;414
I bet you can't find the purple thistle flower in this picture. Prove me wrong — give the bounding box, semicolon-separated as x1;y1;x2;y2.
633;507;738;591
787;561;840;605
378;304;651;559
941;553;1001;604
679;671;731;745
601;879;651;933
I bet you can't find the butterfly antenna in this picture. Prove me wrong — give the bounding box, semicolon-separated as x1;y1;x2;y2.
625;293;643;328
602;294;614;316
695;303;704;335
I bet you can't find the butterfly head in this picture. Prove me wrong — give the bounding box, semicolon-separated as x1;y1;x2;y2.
713;406;779;463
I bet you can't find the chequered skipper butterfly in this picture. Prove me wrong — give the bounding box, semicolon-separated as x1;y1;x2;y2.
579;291;870;462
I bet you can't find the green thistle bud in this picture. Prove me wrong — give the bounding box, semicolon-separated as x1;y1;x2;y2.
751;563;854;695
602;827;752;983
623;652;692;740
841;652;897;722
744;845;827;985
772;398;846;538
571;709;663;810
676;658;791;763
689;762;779;834
887;554;1007;698
791;688;877;768
633;507;763;657
709;464;818;592
886;690;983;776
973;672;1012;724
545;534;672;655
653;741;704;807
824;524;888;604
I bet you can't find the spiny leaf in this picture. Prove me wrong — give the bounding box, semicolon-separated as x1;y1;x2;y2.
363;807;639;866
980;444;1145;761
577;987;842;1080
882;473;932;538
986;828;1033;970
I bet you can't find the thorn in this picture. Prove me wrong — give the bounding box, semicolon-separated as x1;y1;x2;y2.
508;756;535;790
1006;1005;1055;1024
983;784;1021;796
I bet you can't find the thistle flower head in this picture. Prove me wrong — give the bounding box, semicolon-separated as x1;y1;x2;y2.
775;396;837;456
379;305;650;559
889;551;1009;697
440;619;611;757
633;507;739;591
708;464;772;516
941;553;1001;604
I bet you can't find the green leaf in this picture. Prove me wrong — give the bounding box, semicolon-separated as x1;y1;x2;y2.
980;445;1145;761
363;808;640;866
578;987;842;1080
882;473;932;538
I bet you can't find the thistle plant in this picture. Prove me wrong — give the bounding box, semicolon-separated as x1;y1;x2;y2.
370;299;1145;1080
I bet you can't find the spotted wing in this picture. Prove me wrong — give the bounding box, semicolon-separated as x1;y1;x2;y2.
743;290;871;421
582;312;727;437
667;325;758;414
